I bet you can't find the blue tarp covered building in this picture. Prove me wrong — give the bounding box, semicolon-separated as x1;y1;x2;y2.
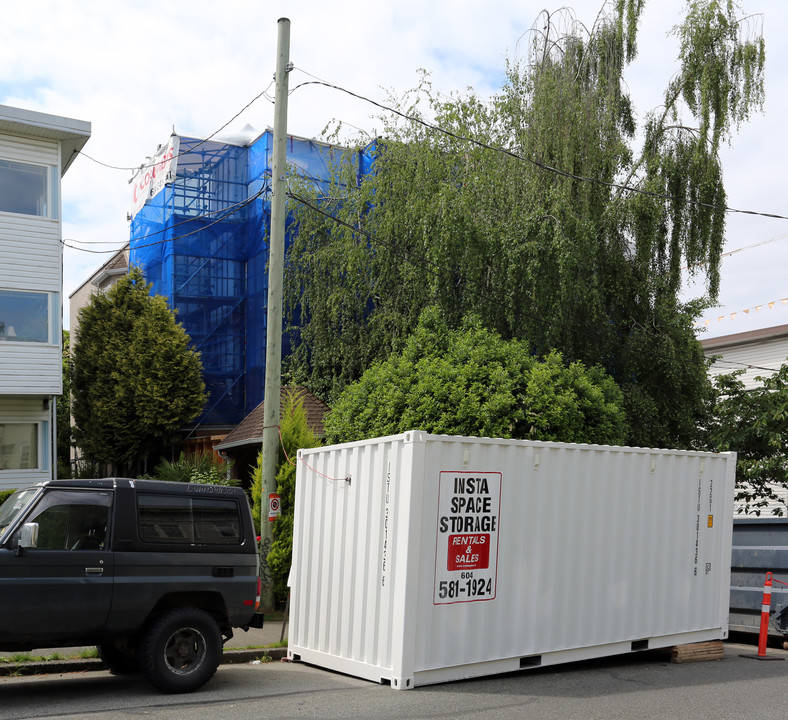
129;129;358;430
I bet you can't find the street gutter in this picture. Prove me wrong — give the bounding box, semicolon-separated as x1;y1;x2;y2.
0;646;288;677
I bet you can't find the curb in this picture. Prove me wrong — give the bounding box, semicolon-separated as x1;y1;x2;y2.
0;646;288;678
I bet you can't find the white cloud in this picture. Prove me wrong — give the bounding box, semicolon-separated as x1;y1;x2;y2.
1;0;784;338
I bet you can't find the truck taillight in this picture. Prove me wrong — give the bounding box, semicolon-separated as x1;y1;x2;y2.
255;576;261;610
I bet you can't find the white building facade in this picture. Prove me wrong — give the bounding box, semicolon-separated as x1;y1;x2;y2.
0;105;90;490
702;324;788;516
701;324;788;390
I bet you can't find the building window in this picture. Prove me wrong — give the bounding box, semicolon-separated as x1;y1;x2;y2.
0;289;58;344
0;158;57;218
0;423;39;470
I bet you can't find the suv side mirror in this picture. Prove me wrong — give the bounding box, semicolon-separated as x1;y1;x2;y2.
17;523;39;555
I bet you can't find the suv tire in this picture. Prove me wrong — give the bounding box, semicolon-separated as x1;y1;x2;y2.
139;608;222;693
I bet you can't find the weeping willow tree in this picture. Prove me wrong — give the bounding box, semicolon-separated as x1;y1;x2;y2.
285;0;765;448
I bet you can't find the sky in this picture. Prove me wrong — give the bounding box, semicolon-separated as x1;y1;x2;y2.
0;0;785;338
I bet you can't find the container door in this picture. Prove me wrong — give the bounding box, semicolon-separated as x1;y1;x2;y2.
0;488;115;644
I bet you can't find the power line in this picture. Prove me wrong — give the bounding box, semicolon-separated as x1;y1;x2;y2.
65;69;788;226
709;357;780;373
286;189;721;377
721;231;788;259
74;83;275;173
288;72;788;356
64;185;269;255
62;242;125;255
62;62;788;225
289;75;788;223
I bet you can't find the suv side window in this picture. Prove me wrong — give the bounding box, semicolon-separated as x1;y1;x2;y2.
21;489;111;551
138;494;242;545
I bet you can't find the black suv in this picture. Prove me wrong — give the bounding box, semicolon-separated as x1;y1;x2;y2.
0;478;263;693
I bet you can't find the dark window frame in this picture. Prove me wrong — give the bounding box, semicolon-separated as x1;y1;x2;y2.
137;493;243;546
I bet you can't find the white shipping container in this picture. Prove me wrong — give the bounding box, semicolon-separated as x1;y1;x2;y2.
288;432;736;689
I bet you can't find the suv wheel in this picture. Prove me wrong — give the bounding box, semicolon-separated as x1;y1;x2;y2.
139;608;222;693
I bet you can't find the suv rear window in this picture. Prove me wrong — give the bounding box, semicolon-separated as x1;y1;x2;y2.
137;494;242;545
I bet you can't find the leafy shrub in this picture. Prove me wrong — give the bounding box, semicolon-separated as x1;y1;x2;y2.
251;388;322;605
151;452;237;486
325;307;626;446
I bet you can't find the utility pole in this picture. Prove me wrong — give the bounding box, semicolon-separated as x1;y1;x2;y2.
259;16;290;614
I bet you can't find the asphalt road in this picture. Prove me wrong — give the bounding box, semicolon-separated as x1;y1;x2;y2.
1;640;787;720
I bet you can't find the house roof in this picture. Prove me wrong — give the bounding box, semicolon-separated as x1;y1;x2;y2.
215;386;330;451
0;104;91;175
69;245;130;301
700;323;788;352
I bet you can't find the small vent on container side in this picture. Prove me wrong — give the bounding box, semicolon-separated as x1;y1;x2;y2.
631;639;649;651
520;655;542;668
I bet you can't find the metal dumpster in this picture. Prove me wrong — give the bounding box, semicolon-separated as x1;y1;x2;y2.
730;517;788;639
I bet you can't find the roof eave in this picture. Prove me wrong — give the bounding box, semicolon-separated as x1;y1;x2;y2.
0;104;91;176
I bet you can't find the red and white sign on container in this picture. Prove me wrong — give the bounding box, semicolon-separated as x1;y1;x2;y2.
434;471;500;604
129;135;180;220
288;431;736;690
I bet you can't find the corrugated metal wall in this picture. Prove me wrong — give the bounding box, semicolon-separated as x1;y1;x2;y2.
730;518;788;636
412;439;731;673
289;433;736;688
290;436;414;677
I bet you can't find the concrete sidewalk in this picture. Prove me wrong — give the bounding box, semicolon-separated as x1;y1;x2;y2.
0;620;288;676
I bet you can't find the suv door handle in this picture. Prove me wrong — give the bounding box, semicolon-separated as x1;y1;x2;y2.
85;567;104;574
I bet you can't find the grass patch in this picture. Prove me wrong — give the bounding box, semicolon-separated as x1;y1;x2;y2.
234;639;288;651
4;653;40;664
0;648;97;665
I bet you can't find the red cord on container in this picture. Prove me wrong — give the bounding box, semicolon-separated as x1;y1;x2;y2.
262;424;350;483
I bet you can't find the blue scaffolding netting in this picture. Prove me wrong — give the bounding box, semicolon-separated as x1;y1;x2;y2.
129;130;359;428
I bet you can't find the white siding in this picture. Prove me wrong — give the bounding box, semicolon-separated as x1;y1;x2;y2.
0;214;62;291
0;132;62;395
0;134;62;293
702;327;788;516
706;335;788;389
0;344;61;394
0;133;59;167
0;106;90;488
